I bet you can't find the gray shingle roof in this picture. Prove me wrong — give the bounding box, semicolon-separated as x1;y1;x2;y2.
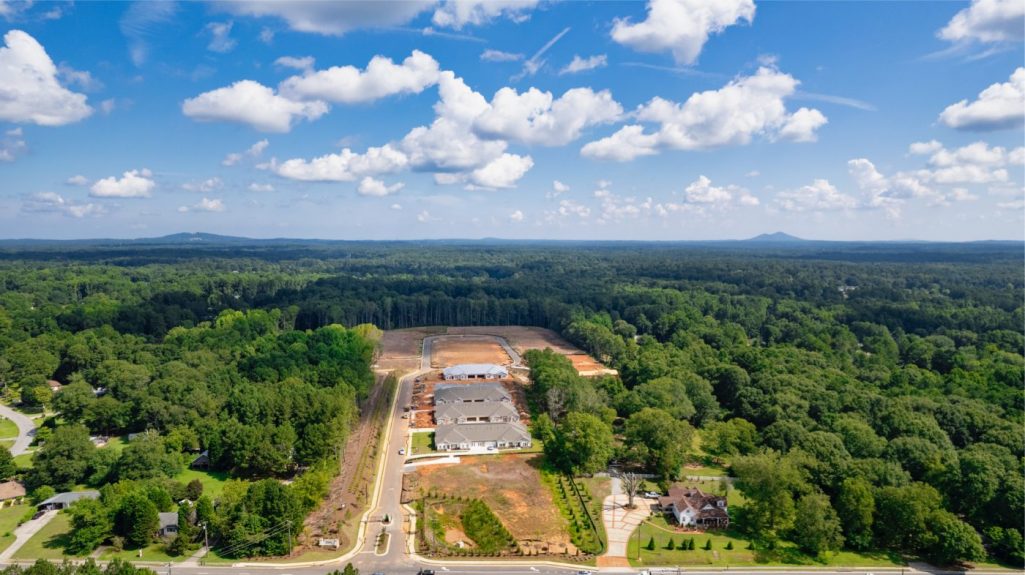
38;490;100;507
434;382;510;404
159;512;179;530
434;422;530;446
435;401;519;422
442;364;508;378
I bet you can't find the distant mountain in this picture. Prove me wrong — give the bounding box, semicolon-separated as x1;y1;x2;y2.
746;232;805;242
141;232;257;244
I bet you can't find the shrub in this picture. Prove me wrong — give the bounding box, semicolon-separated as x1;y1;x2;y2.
725;541;734;550
646;536;655;550
704;539;712;550
461;499;515;555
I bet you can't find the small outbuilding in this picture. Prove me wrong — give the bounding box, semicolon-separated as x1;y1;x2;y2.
190;450;210;469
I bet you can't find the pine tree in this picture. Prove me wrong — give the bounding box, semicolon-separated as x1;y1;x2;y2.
704;538;712;550
646;536;655;551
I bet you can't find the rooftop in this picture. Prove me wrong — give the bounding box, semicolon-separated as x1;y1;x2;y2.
434;382;511;404
435;421;530;445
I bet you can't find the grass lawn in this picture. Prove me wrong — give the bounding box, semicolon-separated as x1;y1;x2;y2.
628;515;905;568
0;418;19;439
174;468;230;500
410;431;436;454
103;436;128;453
0;504;28;554
13;512;84;560
101;543;184;563
13;452;33;469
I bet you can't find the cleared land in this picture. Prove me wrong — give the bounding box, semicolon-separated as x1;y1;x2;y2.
13;513;80;560
380;326;613;376
430;337;511;368
408;454;576;555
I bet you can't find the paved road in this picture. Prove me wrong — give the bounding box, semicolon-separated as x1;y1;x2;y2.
0;510;56;561
0;403;36;456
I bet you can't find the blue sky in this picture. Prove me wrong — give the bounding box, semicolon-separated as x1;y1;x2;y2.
0;0;1022;240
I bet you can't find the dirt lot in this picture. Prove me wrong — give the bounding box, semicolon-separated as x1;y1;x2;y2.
408;453;575;555
443;326;615;375
380;326;614;375
377;327;443;371
430;337;511;368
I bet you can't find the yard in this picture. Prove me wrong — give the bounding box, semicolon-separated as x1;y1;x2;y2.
101;543;184;563
627;515;905;568
410;431;436;454
0;417;19;440
13;452;33;469
13;512;82;560
412;453;575;554
0;504;28;554
174;468;230;500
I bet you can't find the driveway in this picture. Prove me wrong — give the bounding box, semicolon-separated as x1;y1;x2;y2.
0;510;56;561
0;403;36;456
600;476;651;565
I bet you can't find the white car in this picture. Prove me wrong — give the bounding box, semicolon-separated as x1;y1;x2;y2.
398;448;406;455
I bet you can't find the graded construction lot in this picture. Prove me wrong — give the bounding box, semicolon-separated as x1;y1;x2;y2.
381;326;614;376
430;336;512;368
407;453;577;555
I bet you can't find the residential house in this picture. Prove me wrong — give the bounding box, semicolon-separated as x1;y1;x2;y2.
158;512;179;537
441;364;508;381
36;490;100;511
190;451;210;469
434;383;510;405
657;486;729;529
434;422;532;451
0;481;25;507
434;401;520;425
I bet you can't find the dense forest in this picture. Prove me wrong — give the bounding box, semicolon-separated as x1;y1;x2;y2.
0;239;1021;564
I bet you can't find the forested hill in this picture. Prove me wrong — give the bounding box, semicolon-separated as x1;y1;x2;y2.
0;241;1022;564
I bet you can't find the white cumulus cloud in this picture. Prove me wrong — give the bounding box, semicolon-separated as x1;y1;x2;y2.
432;0;539;29
560;54;607;75
273;144;409;182
205;21;237;53
939;67;1024;131
278;50;441;104
509;209;525;222
183;80;328;133
223;139;270;166
683;175;759;207
220;1;435;36
357;176;405;196
274;55;315;72
611;0;755;65
182;177;223;193
938;0;1025;44
582;67;824;161
0;30;92;126
775;179;857;212
474;86;622;146
178;197;226;213
469;153;534;189
22;191;105;218
90;168;155;198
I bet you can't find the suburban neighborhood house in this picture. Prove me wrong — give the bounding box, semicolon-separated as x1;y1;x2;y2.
441;363;508;381
0;481;25;507
434;422;532;451
435;401;520;425
36;490;100;511
158;511;179;537
434;382;510;404
658;486;729;529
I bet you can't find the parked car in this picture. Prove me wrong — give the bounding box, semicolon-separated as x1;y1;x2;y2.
398;448;406;455
31;511;45;520
418;569;435;575
643;491;660;498
486;445;496;451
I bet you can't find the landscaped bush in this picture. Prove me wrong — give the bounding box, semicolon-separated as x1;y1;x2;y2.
460;499;515;554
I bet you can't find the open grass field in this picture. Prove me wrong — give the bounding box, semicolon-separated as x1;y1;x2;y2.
627;515;905;568
174;468;231;500
13;513;83;560
430;337;511;368
414;453;572;551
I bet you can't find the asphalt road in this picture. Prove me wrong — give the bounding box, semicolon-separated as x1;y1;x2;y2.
0;402;36;455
